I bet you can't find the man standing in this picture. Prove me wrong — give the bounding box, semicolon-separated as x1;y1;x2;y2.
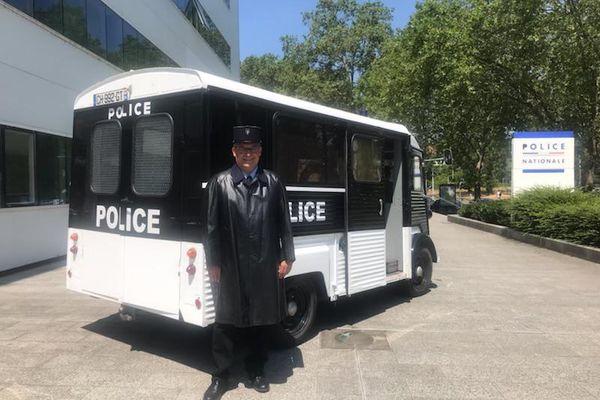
203;125;295;400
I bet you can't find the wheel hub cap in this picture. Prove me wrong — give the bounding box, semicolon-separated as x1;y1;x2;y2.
416;266;424;278
287;301;298;317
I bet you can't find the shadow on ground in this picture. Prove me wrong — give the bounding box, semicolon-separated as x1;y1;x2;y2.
81;280;435;388
305;280;437;343
82;311;304;386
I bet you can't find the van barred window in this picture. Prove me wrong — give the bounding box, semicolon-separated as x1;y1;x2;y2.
132;114;173;197
274;115;344;186
352;135;383;183
90;120;121;195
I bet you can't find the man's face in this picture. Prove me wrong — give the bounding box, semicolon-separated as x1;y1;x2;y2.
232;142;262;173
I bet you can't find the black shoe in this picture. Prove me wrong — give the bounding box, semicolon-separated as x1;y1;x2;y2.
203;378;227;400
250;375;270;393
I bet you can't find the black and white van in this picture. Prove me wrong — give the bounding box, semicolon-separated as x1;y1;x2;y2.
66;68;437;342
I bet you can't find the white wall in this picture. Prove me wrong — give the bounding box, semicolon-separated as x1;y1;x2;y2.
0;4;121;135
0;0;239;271
0;206;69;272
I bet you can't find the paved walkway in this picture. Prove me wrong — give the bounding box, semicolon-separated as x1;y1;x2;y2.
0;214;599;399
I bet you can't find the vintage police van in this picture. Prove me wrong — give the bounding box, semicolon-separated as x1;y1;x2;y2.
66;68;437;342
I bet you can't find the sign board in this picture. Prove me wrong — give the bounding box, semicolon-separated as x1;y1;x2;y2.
512;131;575;194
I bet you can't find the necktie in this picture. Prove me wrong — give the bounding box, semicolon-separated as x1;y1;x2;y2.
243;176;253;187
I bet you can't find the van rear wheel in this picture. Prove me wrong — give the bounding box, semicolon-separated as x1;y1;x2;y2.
281;279;317;344
409;248;432;297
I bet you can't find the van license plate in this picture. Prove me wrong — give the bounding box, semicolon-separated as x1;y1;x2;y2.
94;88;130;106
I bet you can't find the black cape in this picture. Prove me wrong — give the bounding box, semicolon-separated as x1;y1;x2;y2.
205;165;296;327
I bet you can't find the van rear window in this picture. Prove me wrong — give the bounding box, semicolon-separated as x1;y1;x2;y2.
132;114;173;197
90;120;121;195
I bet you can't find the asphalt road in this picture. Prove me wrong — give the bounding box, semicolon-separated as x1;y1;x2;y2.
0;213;599;399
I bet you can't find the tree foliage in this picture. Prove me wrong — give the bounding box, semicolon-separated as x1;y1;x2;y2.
363;0;600;196
241;0;600;196
240;0;392;110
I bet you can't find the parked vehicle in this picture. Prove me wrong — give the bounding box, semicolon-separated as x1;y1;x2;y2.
66;68;438;342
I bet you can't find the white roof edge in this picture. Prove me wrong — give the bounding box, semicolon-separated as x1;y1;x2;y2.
74;68;205;110
196;70;412;136
74;67;413;138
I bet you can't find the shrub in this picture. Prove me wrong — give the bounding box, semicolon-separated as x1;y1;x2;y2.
509;187;591;234
476;200;511;226
458;187;600;248
458;200;510;226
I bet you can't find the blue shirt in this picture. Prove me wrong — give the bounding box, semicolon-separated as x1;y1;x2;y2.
244;167;258;180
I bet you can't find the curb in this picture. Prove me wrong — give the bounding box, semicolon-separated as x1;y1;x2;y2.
447;215;600;264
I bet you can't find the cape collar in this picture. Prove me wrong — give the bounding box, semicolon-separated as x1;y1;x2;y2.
231;164;267;185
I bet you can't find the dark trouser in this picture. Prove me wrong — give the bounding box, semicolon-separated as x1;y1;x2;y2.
212;323;272;380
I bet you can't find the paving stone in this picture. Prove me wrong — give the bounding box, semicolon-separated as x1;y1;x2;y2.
1;214;600;399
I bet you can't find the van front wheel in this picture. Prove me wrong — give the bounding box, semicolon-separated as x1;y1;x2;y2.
409;248;433;297
281;279;317;344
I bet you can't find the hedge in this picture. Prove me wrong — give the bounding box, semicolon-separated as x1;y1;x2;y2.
458;187;600;248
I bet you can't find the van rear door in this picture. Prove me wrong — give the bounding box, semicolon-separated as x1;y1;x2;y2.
119;112;181;317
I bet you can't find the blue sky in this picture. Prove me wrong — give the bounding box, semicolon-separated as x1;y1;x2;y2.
239;1;418;60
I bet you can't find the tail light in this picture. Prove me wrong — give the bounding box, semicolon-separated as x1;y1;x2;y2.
195;298;202;309
186;247;197;276
69;232;79;255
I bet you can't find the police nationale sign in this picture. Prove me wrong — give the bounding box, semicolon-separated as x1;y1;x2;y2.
512;131;575;194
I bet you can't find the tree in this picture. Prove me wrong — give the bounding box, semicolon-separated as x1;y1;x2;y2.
240;0;393;111
363;0;600;196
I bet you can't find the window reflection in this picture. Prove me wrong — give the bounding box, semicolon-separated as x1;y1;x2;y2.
172;0;231;67
63;0;86;46
2;0;177;69
34;0;62;32
5;129;36;206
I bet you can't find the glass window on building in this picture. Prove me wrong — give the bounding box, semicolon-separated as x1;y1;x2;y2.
5;129;36;206
123;22;141;70
63;0;86;46
5;0;33;15
33;0;63;32
352;135;383;183
86;0;107;58
106;7;124;67
36;134;70;205
171;0;231;67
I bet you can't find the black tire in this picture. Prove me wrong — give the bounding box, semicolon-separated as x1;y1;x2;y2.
409;247;433;297
281;278;317;344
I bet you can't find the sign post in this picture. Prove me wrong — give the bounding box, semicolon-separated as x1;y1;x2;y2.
511;131;575;195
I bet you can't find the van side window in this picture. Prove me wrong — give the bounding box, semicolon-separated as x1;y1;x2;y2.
352;135;382;183
413;155;423;192
90;120;121;195
132;114;173;197
274;115;344;186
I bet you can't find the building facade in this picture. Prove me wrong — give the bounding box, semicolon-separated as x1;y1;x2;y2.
0;0;239;272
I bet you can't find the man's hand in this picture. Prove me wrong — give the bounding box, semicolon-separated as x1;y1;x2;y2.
208;266;221;283
278;260;293;279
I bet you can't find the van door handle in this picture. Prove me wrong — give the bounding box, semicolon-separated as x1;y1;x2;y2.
120;197;133;204
378;199;383;216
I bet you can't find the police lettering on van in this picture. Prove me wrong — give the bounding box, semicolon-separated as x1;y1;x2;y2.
108;101;151;120
96;205;160;235
288;201;326;223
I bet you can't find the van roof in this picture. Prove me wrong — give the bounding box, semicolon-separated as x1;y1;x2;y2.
75;67;417;142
